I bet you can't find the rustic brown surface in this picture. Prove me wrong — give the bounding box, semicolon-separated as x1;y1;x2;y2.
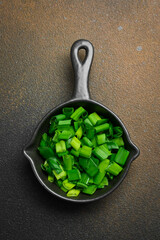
0;1;160;240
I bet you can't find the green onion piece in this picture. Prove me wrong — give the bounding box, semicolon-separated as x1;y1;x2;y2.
67;189;80;197
47;157;62;174
82;185;97;195
94;123;110;133
66;138;72;149
84;118;93;127
77;182;88;188
79;158;99;177
97;176;108;189
113;126;123;138
112;137;124;147
97;133;106;145
79;146;92;158
49;121;57;134
58;119;72;126
42;133;48;141
67;168;81;181
62;179;75;190
106;141;119;150
57;151;69;157
107;162;123;176
80;173;90;185
38;146;55;159
88;177;93;184
52;130;60;142
70;136;81;151
91;156;99;166
88;112;101;125
109;153;116;162
70;148;79;157
106;123;113;137
50;114;66;123
70;107;86;121
82;137;93;147
99;144;111;157
41;163;46;171
93;171;106;185
40;139;47;147
61;186;68;192
98;159;110;172
95;119;108;126
58;128;74;140
74;121;79;131
62;107;74;118
45;166;52;175
114;147;130;166
48;175;54;183
93;145;111;161
55;179;62;187
76;126;83;139
56;140;66;153
63;155;73;170
82;110;88;119
91;137;97;147
106;172;114;180
86;127;95;140
53;166;67;180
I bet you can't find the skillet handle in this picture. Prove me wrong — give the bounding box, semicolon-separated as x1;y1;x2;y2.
71;39;94;99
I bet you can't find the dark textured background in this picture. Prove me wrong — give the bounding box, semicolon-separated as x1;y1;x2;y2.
0;0;160;239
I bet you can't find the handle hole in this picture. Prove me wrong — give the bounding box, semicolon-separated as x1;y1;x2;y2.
78;48;87;64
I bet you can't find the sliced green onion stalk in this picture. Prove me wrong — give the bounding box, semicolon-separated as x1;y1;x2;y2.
79;146;92;158
62;179;75;190
94;123;110;133
48;175;54;183
114;147;130;166
76;126;83;139
38;106;130;198
67;189;80;197
88;112;101;125
56;140;66;153
58;119;72;126
62;107;74;118
97;133;106;145
71;107;86;121
70;136;81;151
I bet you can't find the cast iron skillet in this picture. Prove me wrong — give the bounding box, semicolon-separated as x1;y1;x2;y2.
24;39;140;203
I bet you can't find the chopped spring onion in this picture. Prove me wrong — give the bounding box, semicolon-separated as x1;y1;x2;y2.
70;136;81;151
38;106;130;198
62;179;75;190
58;119;72;126
76;126;83;139
114;147;130;166
62;107;74;118
97;133;106;145
56;140;66;153
88;112;101;125
38;146;55;159
94;123;110;133
68;168;81;181
67;189;80;197
107;162;123;176
48;175;54;183
79;146;92;158
71;107;86;121
63;154;73;170
112;137;124;147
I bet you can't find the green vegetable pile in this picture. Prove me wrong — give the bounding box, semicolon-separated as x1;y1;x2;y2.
38;107;130;197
